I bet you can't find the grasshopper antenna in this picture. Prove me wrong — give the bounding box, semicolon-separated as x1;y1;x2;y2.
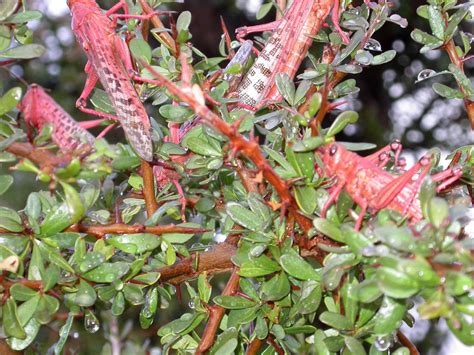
0;66;30;88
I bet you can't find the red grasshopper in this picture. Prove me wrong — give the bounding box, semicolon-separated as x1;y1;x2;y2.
67;0;161;162
19;84;95;152
234;0;374;111
318;141;463;229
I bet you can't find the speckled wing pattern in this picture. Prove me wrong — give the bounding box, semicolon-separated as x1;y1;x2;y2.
223;40;253;92
20;85;95;152
236;0;333;111
70;3;153;161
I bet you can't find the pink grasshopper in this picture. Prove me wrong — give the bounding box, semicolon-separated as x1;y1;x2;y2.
19;84;95;152
318;141;463;229
67;0;165;162
234;0;371;111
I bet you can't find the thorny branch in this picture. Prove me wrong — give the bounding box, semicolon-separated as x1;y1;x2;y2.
66;223;208;238
195;268;240;354
6;142;72;171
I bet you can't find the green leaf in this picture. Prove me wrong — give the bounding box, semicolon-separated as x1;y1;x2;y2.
239;255;281;277
349;279;382;303
6;318;40;351
0;43;45;58
0;206;24;232
79;251;105;273
275;73;295;105
226;202;264;231
295;186;317;215
445;272;472;296
111;292;125;316
449;63;474;96
17;293;40;326
260;272;290;301
53;313;74;355
319;311;353;331
210;327;238;354
445;8;469;41
6;10;42;23
410;29;443;48
371;50;396;65
159;104;194;123
3;298;26;339
0;87;22;116
198;272;212;303
90;89;115;114
0;0;18;21
427;197;448;228
327;111;359;137
344;336;366;355
75;279;97;307
10;284;37;301
377;267;419;299
176;11;191;32
107;233;160;254
82;262;130;283
290;280;322;316
373;296;406;335
432;83;464;99
280;248;320;281
213;295;257;309
256;2;273;20
130;38;152;63
427;5;445;39
313;218;344;243
35;294;59;324
59;182;85;225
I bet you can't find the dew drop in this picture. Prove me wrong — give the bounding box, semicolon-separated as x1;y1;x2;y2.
375;334;394;351
416;69;436;83
188;300;195;309
364;38;382;52
84;310;100;334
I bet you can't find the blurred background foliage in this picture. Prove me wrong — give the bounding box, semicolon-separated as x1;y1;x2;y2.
0;1;472;353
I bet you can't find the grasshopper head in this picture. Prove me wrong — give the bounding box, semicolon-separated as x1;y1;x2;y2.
317;143;345;175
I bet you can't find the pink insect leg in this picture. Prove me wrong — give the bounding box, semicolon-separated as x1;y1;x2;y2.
332;0;350;44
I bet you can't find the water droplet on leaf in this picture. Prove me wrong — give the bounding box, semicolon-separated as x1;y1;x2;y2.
364;38;382;52
416;69;436;83
84;310;100;333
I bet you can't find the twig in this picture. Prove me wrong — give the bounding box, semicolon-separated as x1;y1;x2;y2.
138;0;177;55
444;39;474;128
67;223;208;238
195;268;240;354
246;338;263;355
158;241;237;284
6;142;72;171
397;330;419;355
141;160;159;217
276;0;287;20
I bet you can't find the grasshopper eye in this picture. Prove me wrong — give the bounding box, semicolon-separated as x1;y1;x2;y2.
329;145;338;156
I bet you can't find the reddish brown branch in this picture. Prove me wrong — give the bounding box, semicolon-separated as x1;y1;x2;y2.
141;160;159;217
444;40;474;128
246;338;263;355
67;223;208;238
158;242;237;284
6;142;72;171
196;268;240;354
397;331;419;355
